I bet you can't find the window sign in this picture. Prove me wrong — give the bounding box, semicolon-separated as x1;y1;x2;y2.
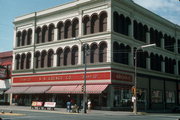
166;91;175;103
152;90;163;103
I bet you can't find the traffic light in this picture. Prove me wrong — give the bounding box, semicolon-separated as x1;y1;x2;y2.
81;86;84;92
131;86;136;96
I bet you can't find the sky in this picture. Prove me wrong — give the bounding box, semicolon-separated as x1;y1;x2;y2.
0;0;179;52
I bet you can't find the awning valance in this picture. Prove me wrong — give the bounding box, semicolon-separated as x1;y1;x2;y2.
46;85;108;94
5;87;29;94
24;86;51;94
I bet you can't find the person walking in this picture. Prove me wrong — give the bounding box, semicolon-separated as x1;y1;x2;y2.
87;99;91;113
66;101;71;112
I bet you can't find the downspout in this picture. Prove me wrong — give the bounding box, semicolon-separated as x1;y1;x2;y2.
33;12;37;73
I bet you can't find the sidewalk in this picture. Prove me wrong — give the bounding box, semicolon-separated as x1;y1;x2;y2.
0;105;133;116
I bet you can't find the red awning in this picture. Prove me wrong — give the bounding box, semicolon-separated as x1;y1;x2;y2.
5;87;29;94
46;85;80;94
24;86;51;94
46;85;108;94
86;85;108;94
1;61;12;66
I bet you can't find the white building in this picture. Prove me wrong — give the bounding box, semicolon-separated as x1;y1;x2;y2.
8;0;180;111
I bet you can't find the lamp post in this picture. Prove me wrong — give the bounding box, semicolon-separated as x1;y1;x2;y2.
133;43;156;115
74;38;88;113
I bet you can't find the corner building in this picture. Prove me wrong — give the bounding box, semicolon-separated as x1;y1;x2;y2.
9;0;180;111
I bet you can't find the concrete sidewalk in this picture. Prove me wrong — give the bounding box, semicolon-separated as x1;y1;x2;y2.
0;105;133;116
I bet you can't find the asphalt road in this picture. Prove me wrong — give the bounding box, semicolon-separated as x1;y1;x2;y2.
0;106;179;120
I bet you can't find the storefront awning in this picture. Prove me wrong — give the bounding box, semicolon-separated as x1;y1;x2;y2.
46;85;80;94
24;86;51;94
5;87;29;94
46;85;108;94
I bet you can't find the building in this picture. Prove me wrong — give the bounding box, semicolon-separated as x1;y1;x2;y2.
8;0;180;111
0;51;12;104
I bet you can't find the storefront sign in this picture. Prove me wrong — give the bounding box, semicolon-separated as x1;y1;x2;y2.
13;72;110;83
31;101;43;107
112;72;133;82
44;102;56;108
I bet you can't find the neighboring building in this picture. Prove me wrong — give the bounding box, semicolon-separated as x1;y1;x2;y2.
0;51;12;104
8;0;180;111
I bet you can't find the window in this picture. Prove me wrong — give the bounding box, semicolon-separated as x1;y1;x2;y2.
83;16;90;35
26;53;31;69
99;11;107;32
48;24;55;41
71;46;78;65
72;18;79;37
99;42;107;62
64;20;72;39
27;29;32;45
166;91;175;103
91;14;99;34
47;50;54;67
57;22;64;40
57;48;63;66
151;90;163;103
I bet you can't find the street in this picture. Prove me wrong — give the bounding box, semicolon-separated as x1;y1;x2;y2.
0;106;179;120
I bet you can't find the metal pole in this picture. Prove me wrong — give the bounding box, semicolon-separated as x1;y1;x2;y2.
133;49;137;114
83;44;87;114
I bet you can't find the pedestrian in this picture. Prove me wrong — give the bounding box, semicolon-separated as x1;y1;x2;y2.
66;101;71;112
87;99;91;113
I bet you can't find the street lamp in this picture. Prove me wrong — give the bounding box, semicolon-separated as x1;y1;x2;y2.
74;38;88;113
133;43;156;114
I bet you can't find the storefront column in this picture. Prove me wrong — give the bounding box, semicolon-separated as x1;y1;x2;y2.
9;93;13;105
161;37;164;49
12;54;16;71
30;51;34;69
130;19;134;39
78;10;83;37
13;27;17;48
107;40;112;63
161;61;165;72
107;86;114;108
78;44;83;65
146;31;150;44
146;57;151;70
54;28;58;41
53;53;57;67
107;3;112;32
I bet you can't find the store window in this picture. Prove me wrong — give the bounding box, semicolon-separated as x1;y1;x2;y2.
152;90;163;103
137;89;147;103
114;88;132;107
166;91;175;103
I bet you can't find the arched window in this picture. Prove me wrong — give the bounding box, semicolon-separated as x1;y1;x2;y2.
124;45;131;65
143;25;148;43
48;24;55;41
125;17;131;36
64;47;71;66
36;27;41;44
26;53;31;69
64;20;72;39
27;29;32;45
99;11;107;32
133;20;138;40
22;30;27;46
113;42;119;63
90;43;98;63
138;23;143;41
113;12;119;32
15;54;20;70
42;26;48;43
72;18;79;38
119;14;125;34
41;50;47;68
150;28;155;44
57;22;64;40
119;44;125;64
99;41;107;62
47;49;54;67
91;14;99;34
35;51;41;68
71;46;78;65
83;15;90;35
57;48;63;66
20;54;26;69
16;31;21;47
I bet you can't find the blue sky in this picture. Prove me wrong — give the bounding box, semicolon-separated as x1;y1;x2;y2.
0;0;179;52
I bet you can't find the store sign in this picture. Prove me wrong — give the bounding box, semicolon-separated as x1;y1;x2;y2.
13;72;111;83
44;102;56;108
0;67;7;79
112;72;133;82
